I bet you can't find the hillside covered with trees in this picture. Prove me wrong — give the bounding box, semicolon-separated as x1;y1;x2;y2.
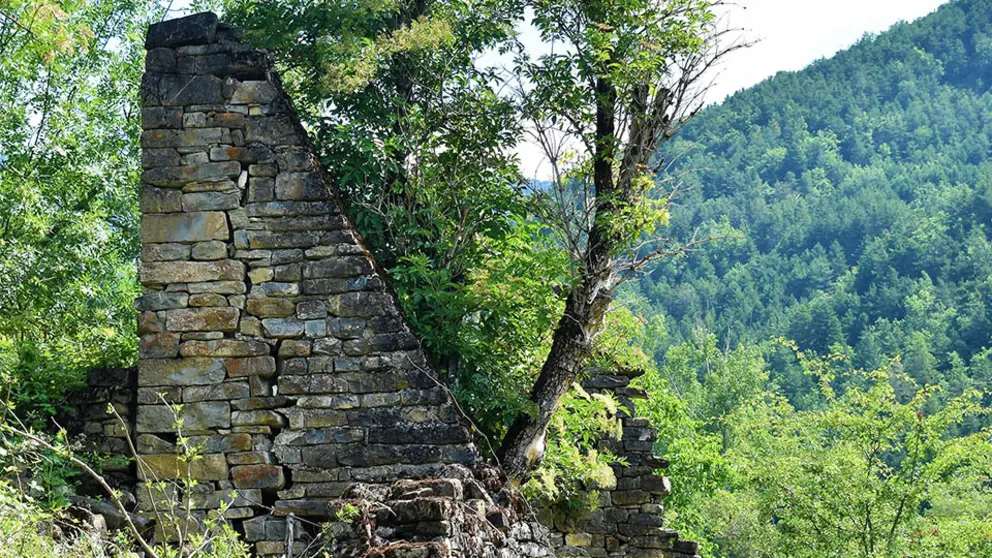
630;0;992;406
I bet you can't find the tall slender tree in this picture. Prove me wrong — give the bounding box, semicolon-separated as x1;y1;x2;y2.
497;0;743;477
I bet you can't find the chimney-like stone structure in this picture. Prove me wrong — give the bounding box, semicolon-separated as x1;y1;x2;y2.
136;12;478;551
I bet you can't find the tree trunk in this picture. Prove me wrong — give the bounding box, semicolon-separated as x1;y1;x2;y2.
498;77;620;479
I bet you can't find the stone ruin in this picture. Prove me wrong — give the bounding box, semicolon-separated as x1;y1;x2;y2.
64;12;703;558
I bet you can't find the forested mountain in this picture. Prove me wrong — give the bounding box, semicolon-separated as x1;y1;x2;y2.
628;0;992;404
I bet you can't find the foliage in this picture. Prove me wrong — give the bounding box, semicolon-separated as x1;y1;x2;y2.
0;393;253;558
0;479;137;558
643;335;992;558
0;0;151;422
521;384;625;511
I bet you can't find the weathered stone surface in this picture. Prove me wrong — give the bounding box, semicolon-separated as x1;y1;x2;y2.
138;401;230;432
183;191;240;211
225;356;276;378
177;53;233;76
245;115;299;145
141;212;229;244
143;148;182;169
137;453;228;481
142;260;243;285
138;357;226;386
145;12;219;49
275;172;325;200
137;291;189;311
261;318;304;338
142;107;183;130
231;464;285;489
183;382;250;402
141;186;182;213
188;280;246;294
145;48;178;73
141;127;231;148
191;240;228;260
165;307;240;332
143;161;241;187
230;81;279;104
179;339;269;357
303;257;371;279
143;73;225;107
232;410;285;428
327;292;394;317
246;298;294;318
140;332;181;359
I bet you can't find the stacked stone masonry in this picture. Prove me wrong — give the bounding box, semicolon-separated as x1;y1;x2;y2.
136;12;478;553
532;368;700;558
70;11;707;557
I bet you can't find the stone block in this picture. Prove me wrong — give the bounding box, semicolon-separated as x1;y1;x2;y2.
165;307;240;332
303;256;371;279
179;339;269;357
611;490;651;506
232;464;285;489
142;161;241;187
142;107;183;130
145;48;177;73
188;487;261;510
141;186;182;214
143;148;182;169
141;127;231;149
183;191;240;211
248;177;275;202
145;401;232;432
143;243;190;262
327;292;393;317
189;280;247;294
140;333;181;359
261;318;304;338
141;212;229;244
137;291;189;311
225;356;276;378
143;73;224;106
274;172;325;200
245;115;300;145
257;282;299;297
142;260;243;286
246;298;294;318
183;382;251;402
177;53;232;75
145;12;218;49
191;240;228;260
230;81;279;104
138;357;226;386
137;453;228;481
231;410;286;428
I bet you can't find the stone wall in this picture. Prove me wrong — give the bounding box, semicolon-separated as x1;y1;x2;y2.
534;368;699;558
62;11;710;558
61;367;138;490
135;12;479;554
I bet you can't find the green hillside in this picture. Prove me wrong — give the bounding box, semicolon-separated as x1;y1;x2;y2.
630;0;992;404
